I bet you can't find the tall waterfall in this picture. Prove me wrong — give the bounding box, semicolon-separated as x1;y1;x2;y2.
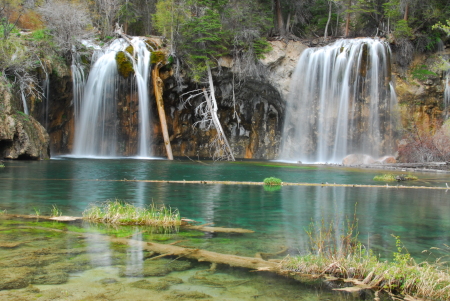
73;38;152;157
280;38;398;163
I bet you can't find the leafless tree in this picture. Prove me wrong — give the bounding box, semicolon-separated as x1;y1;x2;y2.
39;0;94;53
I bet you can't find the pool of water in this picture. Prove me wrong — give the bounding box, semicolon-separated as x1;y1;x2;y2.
0;158;449;300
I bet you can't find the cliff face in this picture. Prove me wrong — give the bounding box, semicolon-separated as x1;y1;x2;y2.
26;39;449;161
394;51;449;134
0;81;50;160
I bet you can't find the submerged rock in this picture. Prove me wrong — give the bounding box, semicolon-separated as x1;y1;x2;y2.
119;258;192;277
130;279;171;291
0;267;35;290
165;290;212;299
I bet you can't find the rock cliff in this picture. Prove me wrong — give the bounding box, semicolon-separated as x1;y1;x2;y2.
0;81;50;160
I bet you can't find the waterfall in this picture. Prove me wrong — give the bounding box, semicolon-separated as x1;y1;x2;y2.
71;48;87;130
73;38;153;157
445;71;450;118
280;38;398;163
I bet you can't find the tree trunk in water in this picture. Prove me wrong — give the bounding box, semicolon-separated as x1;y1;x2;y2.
205;65;235;161
344;0;351;37
324;1;332;39
274;0;285;36
152;63;173;160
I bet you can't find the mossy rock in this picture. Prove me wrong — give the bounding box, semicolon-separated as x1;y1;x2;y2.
116;51;134;78
130;279;171;291
31;270;69;285
165;290;212;299
0;267;35;290
125;45;134;54
151;51;166;64
145;39;158;50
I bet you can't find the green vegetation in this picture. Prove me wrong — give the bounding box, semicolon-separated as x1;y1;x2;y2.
282;215;450;300
411;65;438;81
116;51;134;78
373;174;418;181
50;204;62;217
83;199;181;227
0;163;4;168
263;177;282;186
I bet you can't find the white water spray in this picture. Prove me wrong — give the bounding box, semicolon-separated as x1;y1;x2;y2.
280;38;398;163
73;38;153;157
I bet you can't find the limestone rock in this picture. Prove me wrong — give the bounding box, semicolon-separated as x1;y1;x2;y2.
342;154;376;165
0;113;50;160
260;40;307;101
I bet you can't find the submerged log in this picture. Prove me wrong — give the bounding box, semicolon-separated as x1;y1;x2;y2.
13;226;280;272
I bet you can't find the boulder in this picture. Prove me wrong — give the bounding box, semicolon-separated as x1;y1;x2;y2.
342;154;376;165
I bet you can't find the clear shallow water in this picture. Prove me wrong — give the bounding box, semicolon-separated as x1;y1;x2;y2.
1;158;450;300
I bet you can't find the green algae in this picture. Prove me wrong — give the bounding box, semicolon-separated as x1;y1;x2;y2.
150;51;166;64
116;51;133;78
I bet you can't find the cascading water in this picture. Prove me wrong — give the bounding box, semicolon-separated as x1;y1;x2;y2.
445;71;450;119
71;48;87;130
280;38;398;163
73;38;153;157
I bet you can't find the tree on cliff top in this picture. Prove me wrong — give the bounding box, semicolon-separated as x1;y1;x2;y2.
39;0;94;53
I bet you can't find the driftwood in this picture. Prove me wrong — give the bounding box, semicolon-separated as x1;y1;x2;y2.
152;62;173;160
0;214;254;234
185;225;254;234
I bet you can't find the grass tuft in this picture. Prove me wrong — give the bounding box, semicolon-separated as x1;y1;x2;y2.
263;177;282;186
83;199;181;227
281;211;450;299
50;204;62;217
373;173;418;182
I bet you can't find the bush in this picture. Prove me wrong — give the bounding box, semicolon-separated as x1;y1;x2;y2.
263;177;282;186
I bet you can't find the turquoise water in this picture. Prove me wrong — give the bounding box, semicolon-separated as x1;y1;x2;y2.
1;158;449;300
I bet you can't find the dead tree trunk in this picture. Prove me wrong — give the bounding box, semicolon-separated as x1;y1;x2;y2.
152;63;173;160
324;1;332;39
344;0;351;37
204;65;235;161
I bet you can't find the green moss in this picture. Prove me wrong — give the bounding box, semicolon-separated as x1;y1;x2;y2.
144;39;158;50
125;45;134;55
150;51;166;64
116;51;134;78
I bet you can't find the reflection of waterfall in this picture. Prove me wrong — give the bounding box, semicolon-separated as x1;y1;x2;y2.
73;38;152;157
280;38;398;163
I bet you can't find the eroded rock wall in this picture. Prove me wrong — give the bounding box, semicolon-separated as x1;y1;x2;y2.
0;81;50;160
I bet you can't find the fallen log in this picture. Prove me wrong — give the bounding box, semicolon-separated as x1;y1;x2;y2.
14;226;280;272
0;214;254;234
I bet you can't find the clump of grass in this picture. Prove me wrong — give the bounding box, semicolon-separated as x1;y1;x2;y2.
373;174;396;181
33;207;41;217
0;163;5;168
50;204;62;217
281;212;450;299
263;177;282;186
83;199;181;227
373;173;418;182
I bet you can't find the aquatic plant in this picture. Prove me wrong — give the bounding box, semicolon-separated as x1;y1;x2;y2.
282;216;450;300
263;177;282;186
0;163;4;168
50;204;62;217
373;174;418;182
83;199;181;227
33;207;41;217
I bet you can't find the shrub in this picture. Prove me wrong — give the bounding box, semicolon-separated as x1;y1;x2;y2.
263;177;282;186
